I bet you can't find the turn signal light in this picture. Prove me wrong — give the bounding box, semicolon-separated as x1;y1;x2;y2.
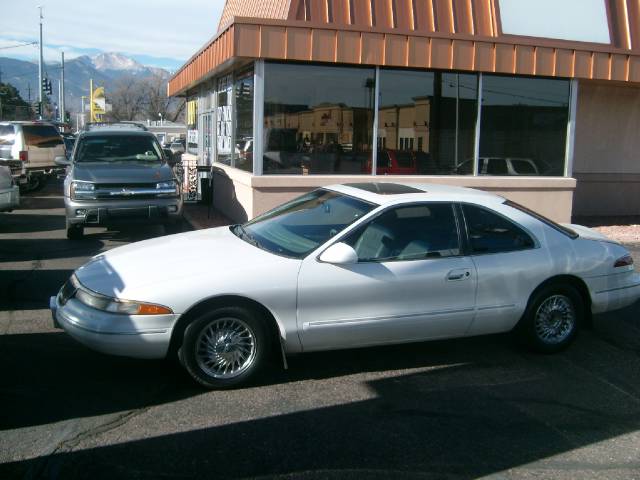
19;150;28;162
137;304;173;315
614;254;634;268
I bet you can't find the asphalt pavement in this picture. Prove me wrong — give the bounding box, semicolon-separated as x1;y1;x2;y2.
1;179;640;480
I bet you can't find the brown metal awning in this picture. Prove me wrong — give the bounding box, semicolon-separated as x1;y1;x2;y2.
169;0;640;97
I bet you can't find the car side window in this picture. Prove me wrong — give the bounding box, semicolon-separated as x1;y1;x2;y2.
343;203;461;262
462;204;535;254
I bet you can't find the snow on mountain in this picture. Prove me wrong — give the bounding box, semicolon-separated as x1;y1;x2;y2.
91;52;145;72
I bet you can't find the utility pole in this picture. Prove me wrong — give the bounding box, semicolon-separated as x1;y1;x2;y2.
38;5;44;120
59;52;65;123
27;84;31;103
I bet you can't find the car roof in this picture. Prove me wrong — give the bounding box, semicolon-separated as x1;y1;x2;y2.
79;130;157;138
325;182;504;207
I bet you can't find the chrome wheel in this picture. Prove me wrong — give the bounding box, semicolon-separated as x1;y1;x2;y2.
534;294;575;344
195;317;256;379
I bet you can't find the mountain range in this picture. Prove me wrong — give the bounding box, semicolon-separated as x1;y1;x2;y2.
0;52;172;114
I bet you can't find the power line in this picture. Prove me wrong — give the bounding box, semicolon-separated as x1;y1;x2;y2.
0;41;38;51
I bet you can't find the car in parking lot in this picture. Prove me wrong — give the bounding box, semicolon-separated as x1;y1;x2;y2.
50;182;640;388
0;121;65;190
55;123;183;239
453;157;540;176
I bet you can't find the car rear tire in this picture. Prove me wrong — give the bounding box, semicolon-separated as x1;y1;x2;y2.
66;222;84;240
517;283;583;353
181;306;269;389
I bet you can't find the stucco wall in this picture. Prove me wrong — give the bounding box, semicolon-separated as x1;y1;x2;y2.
211;164;576;224
573;80;640;216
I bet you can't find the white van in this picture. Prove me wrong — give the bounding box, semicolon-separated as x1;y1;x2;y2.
0;121;65;190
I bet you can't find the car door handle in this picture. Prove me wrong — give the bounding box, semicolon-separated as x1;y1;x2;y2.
447;269;471;281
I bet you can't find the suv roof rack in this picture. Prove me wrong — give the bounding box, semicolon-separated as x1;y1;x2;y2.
83;121;148;132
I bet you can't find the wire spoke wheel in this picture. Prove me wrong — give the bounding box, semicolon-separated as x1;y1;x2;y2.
533;294;576;345
195;317;256;379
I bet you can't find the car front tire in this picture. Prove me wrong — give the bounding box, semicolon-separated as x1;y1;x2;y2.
517;283;583;353
181;306;269;389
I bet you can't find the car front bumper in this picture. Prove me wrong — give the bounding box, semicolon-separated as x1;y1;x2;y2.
50;294;178;359
65;196;183;227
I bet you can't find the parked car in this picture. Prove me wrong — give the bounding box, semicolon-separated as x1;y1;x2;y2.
55;124;183;239
453;157;539;176
0;121;65;190
0;164;20;212
50;182;640;388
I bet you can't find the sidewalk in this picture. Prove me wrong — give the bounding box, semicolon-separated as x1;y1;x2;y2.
182;202;232;230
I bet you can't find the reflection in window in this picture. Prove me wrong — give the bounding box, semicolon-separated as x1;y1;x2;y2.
479;76;570;176
378;69;477;175
235;68;254;172
216;74;233;166
263;63;375;175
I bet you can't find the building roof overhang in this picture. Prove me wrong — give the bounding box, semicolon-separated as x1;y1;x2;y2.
169;0;640;97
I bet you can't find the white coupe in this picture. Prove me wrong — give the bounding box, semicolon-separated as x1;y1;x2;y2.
51;183;640;388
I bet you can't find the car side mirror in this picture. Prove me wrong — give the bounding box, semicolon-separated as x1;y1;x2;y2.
319;242;358;265
54;156;70;166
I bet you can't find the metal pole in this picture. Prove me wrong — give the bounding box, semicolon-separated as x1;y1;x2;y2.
90;79;94;123
371;67;380;175
60;52;65;123
38;5;44;119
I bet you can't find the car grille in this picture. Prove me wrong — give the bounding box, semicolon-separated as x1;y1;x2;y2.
94;184;174;200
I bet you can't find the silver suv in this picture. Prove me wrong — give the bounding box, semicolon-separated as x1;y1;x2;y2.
56;124;183;239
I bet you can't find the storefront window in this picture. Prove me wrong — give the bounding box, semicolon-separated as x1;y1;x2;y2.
479;76;570;176
378;69;478;175
216;74;233;166
263;63;375;175
235;68;254;172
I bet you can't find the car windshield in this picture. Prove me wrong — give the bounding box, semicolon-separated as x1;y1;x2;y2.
233;189;376;258
75;135;163;163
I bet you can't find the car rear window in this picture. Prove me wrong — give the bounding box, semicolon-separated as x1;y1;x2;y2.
22;125;63;147
504;200;578;239
0;125;15;145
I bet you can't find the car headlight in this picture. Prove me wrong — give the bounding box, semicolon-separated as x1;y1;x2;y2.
156;180;178;197
70;181;96;200
70;276;173;315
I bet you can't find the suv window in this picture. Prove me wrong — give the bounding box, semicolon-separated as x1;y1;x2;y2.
0;125;15;145
22;125;63;147
462;204;535;254
511;159;537;174
75;135;162;163
344;203;460;262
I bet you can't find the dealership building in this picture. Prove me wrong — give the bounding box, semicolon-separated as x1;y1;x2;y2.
169;0;640;223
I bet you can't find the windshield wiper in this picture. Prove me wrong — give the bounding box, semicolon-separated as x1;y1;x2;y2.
233;224;262;249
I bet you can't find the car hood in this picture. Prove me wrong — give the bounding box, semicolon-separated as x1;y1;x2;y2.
72;161;174;183
74;227;299;308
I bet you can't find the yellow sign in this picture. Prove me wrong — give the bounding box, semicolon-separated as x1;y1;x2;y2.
89;79;106;122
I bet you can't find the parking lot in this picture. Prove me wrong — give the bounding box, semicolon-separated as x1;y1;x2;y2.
2;180;640;479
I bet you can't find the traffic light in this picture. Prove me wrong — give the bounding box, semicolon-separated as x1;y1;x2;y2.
42;78;52;95
35;102;42;116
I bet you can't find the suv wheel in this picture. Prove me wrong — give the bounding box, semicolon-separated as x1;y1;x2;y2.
66;222;84;240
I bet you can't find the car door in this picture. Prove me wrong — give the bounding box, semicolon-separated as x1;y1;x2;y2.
297;202;477;351
460;203;551;336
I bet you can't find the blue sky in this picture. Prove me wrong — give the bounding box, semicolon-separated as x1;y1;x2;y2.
0;0;226;71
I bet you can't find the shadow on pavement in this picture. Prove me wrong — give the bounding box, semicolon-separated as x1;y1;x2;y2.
15;195;65;210
3;337;639;480
0;269;75;311
0;213;65;234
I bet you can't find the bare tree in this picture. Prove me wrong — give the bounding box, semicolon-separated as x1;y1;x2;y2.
106;74;185;123
144;74;185;123
105;75;148;121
